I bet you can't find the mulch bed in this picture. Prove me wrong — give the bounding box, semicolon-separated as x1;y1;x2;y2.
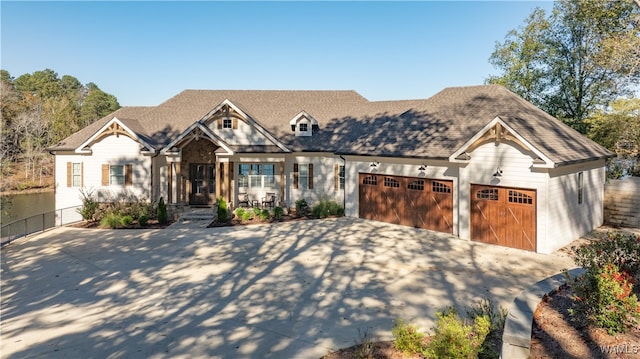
69;219;173;229
531;284;640;359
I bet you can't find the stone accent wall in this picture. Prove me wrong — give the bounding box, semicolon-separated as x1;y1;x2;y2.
604;177;640;227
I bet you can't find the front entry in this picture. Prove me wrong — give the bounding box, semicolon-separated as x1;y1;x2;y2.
189;164;216;205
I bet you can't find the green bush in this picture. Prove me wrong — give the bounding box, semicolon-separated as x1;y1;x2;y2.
217;197;228;223
570;263;640;334
241;211;252;221
465;298;507;359
258;209;270;221
157;197;168;224
310;200;344;218
391;318;425;355
295;198;309;217
138;214;149;227
77;188;100;222
423;308;491;359
273;206;284;219
572;231;640;281
235;208;252;221
120;215;134;227
253;206;262;216
234;208;245;218
100;212;122;228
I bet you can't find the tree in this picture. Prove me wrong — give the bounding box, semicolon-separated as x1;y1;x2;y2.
586;98;640;156
79;83;120;127
488;0;640;134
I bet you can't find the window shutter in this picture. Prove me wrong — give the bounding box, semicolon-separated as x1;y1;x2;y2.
125;164;133;186
334;164;339;191
232;118;238;129
102;164;109;186
308;163;314;189
217;119;222;129
67;162;72;187
81;162;84;187
293;163;299;189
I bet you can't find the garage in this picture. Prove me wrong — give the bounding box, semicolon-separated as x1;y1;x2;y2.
358;174;453;233
470;184;536;251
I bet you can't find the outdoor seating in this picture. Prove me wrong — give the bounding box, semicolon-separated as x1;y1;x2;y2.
238;193;250;207
262;192;276;208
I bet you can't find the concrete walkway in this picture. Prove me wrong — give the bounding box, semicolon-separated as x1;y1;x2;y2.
1;218;575;358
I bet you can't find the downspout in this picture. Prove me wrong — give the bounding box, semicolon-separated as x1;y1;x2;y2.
339;155;346;213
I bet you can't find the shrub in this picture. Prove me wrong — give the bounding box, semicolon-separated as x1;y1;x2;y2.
258;209;270;221
310;200;344;218
138;214;149;227
77;188;100;222
572;231;640;282
157;197;168;224
391;318;425;355
253;206;262;216
570;263;640;334
241;211;252;221
100;212;121;228
120;215;134;227
217;197;228;223
234;208;246;218
466;298;507;359
423;307;491;359
295;198;309;217
273;206;284;219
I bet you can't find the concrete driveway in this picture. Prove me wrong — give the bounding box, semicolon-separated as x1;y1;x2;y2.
1;217;575;358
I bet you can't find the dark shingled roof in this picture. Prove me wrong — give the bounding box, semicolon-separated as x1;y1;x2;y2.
50;85;613;166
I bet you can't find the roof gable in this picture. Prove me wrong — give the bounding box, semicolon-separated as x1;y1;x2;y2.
75;116;155;154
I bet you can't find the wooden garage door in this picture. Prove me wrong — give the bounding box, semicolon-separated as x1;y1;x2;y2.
358;174;453;233
470;184;536;251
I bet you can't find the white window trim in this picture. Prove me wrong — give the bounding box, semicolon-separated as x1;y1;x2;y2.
72;163;82;187
299;164;309;189
110;165;125;185
238;163;276;189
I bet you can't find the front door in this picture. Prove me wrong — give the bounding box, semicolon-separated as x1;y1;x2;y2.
189;164;215;205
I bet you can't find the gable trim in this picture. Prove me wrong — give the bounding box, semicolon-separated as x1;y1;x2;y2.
449;116;554;168
75;117;156;155
160;122;234;155
201;99;291;153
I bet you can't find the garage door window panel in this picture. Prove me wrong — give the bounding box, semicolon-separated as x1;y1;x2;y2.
363;175;377;185
477;189;499;201
432;181;451;193
508;190;533;205
384;177;400;188
408;180;424;190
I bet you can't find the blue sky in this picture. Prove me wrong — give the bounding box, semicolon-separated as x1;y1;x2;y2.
1;1;554;106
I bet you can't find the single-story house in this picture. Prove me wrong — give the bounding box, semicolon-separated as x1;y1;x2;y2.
49;84;613;253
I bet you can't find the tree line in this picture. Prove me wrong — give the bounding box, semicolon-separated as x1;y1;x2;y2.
1;69;120;187
488;0;640;176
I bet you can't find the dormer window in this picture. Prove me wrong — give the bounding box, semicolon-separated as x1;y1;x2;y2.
299;123;308;132
290;111;318;137
222;118;233;129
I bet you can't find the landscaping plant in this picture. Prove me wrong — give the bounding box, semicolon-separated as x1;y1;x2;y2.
273;206;284;220
77;188;100;222
138;214;149;227
217;197;228;223
465;298;507;359
423;307;491;359
258;209;270;221
120;215;134;227
157;197;168;224
100;211;122;229
391;318;425;355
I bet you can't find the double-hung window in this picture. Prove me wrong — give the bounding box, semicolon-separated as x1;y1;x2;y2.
339;165;345;190
238;163;276;189
299;164;309;189
110;165;125;185
578;171;584;205
72;163;82;187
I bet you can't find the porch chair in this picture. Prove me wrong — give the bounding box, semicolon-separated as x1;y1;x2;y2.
262;192;276;208
238;193;250;208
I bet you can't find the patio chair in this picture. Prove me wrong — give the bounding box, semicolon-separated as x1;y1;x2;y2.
262;192;276;208
238;193;250;207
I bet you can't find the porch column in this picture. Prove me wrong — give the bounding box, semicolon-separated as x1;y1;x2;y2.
223;162;230;203
175;162;181;203
279;161;285;206
215;162;222;199
168;162;173;203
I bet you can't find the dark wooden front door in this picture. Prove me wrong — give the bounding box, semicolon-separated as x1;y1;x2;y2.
358;174;453;233
470;184;536;251
189;164;215;205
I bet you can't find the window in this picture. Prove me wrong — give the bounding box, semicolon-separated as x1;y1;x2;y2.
362;175;377;185
299;164;309;189
222;118;233;129
299;123;308;132
508;190;533;205
578;172;584;205
339;165;345;190
408;180;424;191
477;188;498;201
383;177;400;188
237;163;276;189
110;165;125;185
432;181;451;193
208;165;215;193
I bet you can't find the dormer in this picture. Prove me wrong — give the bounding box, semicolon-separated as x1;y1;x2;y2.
289;111;318;137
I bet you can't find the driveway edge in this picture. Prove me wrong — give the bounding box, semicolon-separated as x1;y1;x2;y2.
500;267;585;359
